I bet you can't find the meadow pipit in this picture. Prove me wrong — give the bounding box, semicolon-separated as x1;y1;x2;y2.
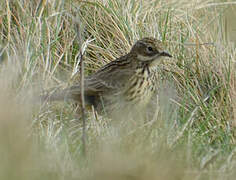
43;37;172;114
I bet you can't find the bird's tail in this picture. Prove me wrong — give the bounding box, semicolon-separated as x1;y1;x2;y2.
40;88;78;102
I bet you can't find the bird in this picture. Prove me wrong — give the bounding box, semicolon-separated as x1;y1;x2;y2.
42;37;172;114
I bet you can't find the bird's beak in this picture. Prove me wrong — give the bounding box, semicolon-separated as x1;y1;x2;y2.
160;51;172;58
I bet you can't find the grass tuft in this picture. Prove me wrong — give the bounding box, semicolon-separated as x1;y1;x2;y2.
0;0;235;179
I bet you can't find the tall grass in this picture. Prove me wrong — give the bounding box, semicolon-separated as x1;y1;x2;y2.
0;0;235;179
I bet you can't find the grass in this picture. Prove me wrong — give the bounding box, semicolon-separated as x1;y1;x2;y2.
0;0;236;179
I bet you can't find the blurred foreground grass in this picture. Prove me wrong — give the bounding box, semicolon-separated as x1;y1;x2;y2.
0;0;236;179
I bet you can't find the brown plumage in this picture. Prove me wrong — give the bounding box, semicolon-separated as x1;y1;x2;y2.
43;37;172;113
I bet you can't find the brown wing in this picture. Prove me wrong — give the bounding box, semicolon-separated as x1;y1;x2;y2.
69;68;133;97
69;54;135;97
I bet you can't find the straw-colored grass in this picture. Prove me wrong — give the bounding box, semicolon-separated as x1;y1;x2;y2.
0;0;235;179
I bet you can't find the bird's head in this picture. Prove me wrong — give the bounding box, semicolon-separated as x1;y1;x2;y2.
130;37;172;64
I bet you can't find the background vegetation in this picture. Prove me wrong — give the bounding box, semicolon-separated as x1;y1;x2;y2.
0;0;235;179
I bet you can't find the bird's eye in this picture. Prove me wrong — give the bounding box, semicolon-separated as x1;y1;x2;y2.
147;46;153;52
